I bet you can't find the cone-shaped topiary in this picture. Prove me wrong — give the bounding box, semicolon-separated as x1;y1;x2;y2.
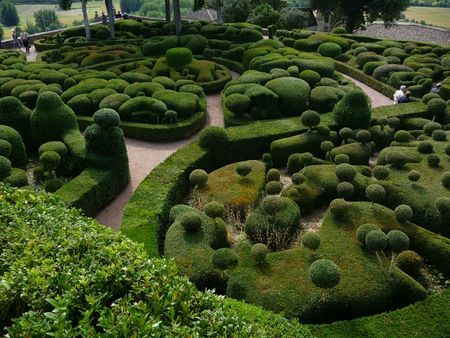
333;89;371;129
309;259;340;289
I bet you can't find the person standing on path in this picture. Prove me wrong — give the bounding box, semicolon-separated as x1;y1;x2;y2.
12;31;20;49
393;85;407;104
101;12;107;25
20;31;30;53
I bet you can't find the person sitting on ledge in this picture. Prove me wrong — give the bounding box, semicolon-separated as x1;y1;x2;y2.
398;90;411;104
393;85;407;104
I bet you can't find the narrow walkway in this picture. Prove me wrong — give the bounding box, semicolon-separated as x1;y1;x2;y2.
26;46;38;62
342;74;393;107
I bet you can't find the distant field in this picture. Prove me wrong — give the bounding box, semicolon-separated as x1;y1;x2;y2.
5;0;120;31
404;6;450;29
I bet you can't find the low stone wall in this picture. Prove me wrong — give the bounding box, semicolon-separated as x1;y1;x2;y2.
355;23;450;45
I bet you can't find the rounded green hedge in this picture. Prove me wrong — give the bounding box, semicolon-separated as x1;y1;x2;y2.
308;259;340;289
165;47;193;68
318;42;342;58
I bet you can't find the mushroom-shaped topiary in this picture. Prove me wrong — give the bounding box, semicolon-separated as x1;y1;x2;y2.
165;47;193;68
394;204;413;223
212;248;239;270
394;130;412;143
387;230;410;272
427;98;447;121
334;153;349;164
301;110;321;130
337;181;354;200
365;230;387;268
251;243;269;265
330;198;350;219
236;161;252;177
292;173;306;185
262;195;285;215
423;121;442;136
0;139;12;158
386;151;407;168
0;155;12;180
198;126;229;155
442;172;450;189
309;259;340;293
407;170;421;183
205;201;225;219
265;181;283;195
372;165;390;180
302;232;320;251
39;150;61;174
335;163;357;182
365;184;385;207
356;130;372;144
266;168;280;182
339;127;354;143
396;250;422;277
356;223;379;245
417;141;433;154
333;89;371;129
189;169;208;188
180;211;202;232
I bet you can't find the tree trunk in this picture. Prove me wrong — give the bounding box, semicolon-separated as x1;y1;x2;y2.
81;0;91;40
105;0;115;38
173;0;182;36
165;0;171;22
216;0;222;24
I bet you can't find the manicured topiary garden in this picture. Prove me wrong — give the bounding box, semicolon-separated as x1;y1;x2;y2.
1;18;450;337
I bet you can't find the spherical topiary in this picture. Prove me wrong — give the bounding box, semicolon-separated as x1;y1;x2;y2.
265;181;283;195
388;117;401;129
396;250;422;277
372;165;390;180
423;121;442;136
377;117;388;126
0;139;12;158
0;155;12;180
262;195;285;215
365;230;387;252
365;184;385;205
335;163;357;182
38;141;68;158
318;42;342;58
356;223;379;245
165;47;193;68
417;141;433;154
332;26;347;34
394;204;413;223
292;173;306;185
334;153;350;164
299;70;321;87
266;168;280;182
39;151;61;172
386;151;407;168
262;153;272;163
427;154;440;167
251;243;269;265
212;248;239;270
189;169;208;188
407;170;421;183
435;197;450;215
337;181;354;200
330;198;350;218
339;127;354;141
320;140;334;153
356;130;372;144
441;171;450;189
236;162;252;177
180;211;202;232
93;108;121;129
387;230;409;253
427;98;447;118
309;259;340;289
225;93;251;117
302;232;320;251
198;126;229;153
301;110;321;129
205;201;225;219
432;129;447;141
394;130;412;143
44;178;64;193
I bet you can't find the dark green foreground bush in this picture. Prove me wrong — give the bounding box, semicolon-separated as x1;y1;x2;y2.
0;185;311;337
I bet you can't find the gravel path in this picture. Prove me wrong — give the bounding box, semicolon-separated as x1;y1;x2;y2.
342;74;393;107
26;46;38;62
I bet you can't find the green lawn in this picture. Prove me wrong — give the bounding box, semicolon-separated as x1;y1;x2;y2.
404;6;450;29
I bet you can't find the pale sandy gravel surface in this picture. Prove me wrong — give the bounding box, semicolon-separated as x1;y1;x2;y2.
342;73;393;107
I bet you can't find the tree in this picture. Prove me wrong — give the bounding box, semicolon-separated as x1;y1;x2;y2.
194;0;205;11
34;9;62;32
310;0;410;33
0;0;19;27
165;0;171;22
173;0;182;36
81;0;91;40
58;0;73;10
105;0;115;39
216;0;222;24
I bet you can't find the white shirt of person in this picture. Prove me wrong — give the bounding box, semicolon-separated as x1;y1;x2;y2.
393;86;407;104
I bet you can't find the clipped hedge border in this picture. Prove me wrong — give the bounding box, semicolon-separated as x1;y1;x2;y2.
78;109;207;142
34;38;142;52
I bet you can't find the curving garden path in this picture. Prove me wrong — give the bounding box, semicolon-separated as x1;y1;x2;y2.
25;46;393;230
